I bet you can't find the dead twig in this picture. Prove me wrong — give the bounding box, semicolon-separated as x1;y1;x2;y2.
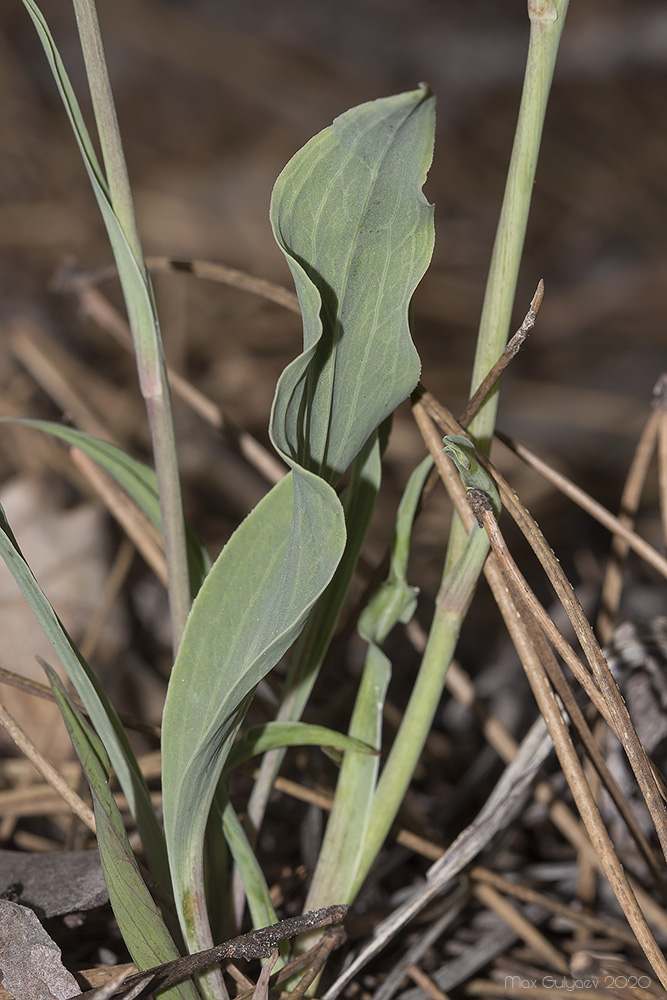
69;906;348;1000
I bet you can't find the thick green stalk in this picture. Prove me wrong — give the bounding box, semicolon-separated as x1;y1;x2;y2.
72;0;190;649
445;0;569;575
358;3;569;884
468;0;569;452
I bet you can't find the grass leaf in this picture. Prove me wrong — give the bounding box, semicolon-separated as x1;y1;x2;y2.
306;455;432;906
0;503;169;890
4;419;210;595
225;721;375;775
45;667;198;1000
20;0;162;389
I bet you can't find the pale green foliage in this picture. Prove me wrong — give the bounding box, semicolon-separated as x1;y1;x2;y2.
161;89;435;975
47;669;198;1000
7;420;210;594
0;504;169;889
271;87;434;482
4;0;572;988
305;455;433;909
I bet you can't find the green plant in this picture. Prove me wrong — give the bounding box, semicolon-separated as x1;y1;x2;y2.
21;1;667;997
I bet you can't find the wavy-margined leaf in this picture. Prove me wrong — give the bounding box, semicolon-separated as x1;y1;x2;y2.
270;86;435;482
244;81;435;840
4;419;210;595
45;667;198;1000
0;504;169;890
161;88;435;984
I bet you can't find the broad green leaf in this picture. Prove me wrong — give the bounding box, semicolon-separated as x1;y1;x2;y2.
4;419;210;595
270;86;435;483
46;668;198;1000
161;471;346;966
0;504;169;889
244;430;385;842
162;89;435;978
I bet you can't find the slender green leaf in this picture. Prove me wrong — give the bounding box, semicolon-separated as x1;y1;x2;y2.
225;722;374;775
305;644;390;910
358;454;433;645
356;451;488;888
225;722;373;936
0;504;169;889
45;668;198;1000
220;800;279;937
20;0;162;390
4;419;210;594
22;0;191;649
306;456;432;907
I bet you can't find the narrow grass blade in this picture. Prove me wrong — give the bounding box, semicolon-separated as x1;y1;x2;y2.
220;799;279;936
306;456;432;906
20;0;161;392
5;418;210;594
0;504;169;889
46;668;198;1000
225;723;374;776
20;0;191;647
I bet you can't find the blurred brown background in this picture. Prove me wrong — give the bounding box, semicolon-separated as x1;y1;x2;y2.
3;5;665;460
0;0;665;724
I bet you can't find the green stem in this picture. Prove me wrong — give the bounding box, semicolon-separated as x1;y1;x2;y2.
71;0;190;650
358;2;569;886
355;451;493;891
445;0;568;571
71;0;144;270
468;0;569;450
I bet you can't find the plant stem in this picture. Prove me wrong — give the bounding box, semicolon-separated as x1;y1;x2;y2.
355;518;489;892
71;0;143;270
358;0;569;887
468;0;569;451
445;0;568;573
71;0;190;650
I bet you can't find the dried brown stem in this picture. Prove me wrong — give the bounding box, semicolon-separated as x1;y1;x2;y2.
458;279;544;428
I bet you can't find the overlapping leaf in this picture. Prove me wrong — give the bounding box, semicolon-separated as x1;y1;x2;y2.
5;419;210;595
161;87;435;978
0;505;169;889
46;668;197;1000
270;86;435;482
